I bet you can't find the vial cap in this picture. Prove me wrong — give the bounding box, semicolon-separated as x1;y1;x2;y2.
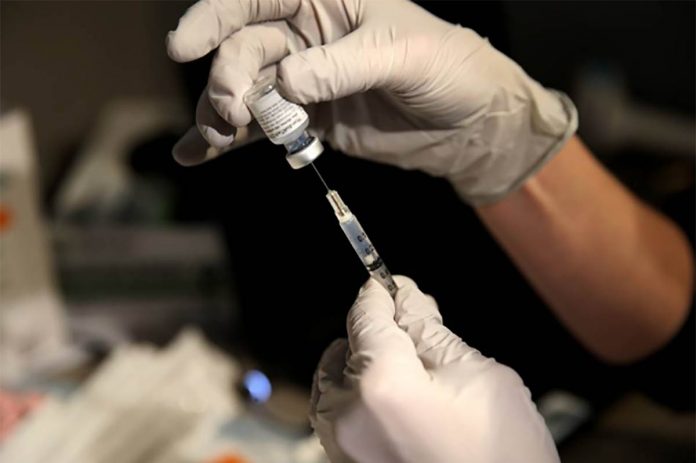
286;136;324;169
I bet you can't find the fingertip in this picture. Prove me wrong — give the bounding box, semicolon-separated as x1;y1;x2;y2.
276;55;315;104
166;0;221;63
393;275;425;301
172;127;224;166
322;338;349;364
393;276;427;310
392;275;418;291
318;339;349;374
214;99;253;128
358;277;384;295
392;276;442;325
199;124;236;148
196;87;239;147
166;30;196;63
165;31;180;61
278;35;368;105
328;338;349;355
316;339;349;392
348;279;396;339
209;77;254;127
353;278;395;312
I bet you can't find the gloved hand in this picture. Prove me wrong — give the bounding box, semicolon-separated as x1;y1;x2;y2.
310;276;559;463
167;0;576;204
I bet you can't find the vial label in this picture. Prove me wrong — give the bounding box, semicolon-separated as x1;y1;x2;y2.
248;89;308;144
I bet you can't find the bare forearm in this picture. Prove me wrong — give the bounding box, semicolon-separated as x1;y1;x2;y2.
476;136;693;363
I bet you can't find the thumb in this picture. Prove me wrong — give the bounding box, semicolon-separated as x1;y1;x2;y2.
392;276;479;369
277;30;399;105
345;279;425;379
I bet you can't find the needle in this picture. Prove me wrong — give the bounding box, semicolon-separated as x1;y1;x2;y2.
311;162;330;192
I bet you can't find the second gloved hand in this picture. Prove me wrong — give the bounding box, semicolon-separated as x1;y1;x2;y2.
167;0;577;204
311;276;559;463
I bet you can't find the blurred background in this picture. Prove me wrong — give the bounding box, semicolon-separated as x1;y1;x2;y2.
0;1;693;462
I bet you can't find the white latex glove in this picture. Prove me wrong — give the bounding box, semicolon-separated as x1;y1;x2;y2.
167;0;577;204
310;276;559;463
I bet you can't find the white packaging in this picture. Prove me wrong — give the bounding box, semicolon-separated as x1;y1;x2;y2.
0;110;82;387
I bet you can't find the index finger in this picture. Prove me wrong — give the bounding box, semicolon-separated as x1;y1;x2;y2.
167;0;301;62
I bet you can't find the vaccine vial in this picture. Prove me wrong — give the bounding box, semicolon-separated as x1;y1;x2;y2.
243;76;324;169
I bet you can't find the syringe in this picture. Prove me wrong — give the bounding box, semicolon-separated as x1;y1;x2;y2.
311;164;398;298
242;77;397;297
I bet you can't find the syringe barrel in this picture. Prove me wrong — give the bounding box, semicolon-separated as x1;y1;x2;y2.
334;208;398;298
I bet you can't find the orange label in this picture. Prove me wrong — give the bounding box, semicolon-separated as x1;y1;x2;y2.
0;205;12;232
208;454;249;463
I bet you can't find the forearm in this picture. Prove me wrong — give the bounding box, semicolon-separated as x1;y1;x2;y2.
476;136;693;363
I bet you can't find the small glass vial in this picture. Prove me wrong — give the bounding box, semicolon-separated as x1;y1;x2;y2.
243;76;324;169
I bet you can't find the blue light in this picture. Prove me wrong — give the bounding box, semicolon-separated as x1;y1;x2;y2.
243;370;272;403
